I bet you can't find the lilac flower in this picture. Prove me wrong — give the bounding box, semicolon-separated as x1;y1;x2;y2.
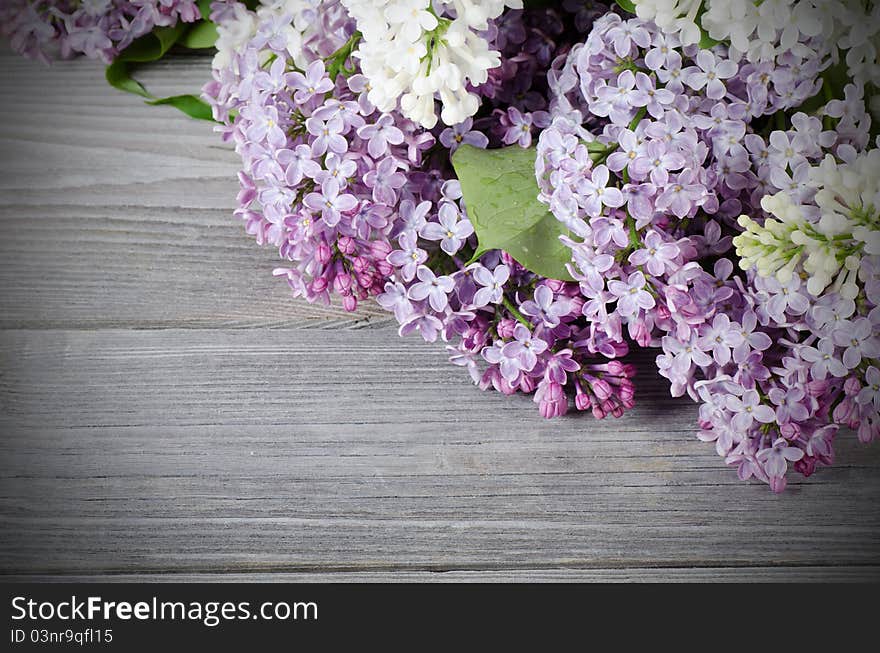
439;118;489;153
483;340;523;383
765;276;811;321
727;390;777;432
397;199;432;234
656;168;706;218
306;115;347;156
357;114;405;159
629;230;680;276
630;141;685;186
364;157;406;205
568;244;615;292
811;296;856;330
501;325;548;374
697;314;745;366
733;311;773;363
595;70;639;125
471;264;510;307
623;182;658;227
857;367;880;413
313;99;366;133
399;313;443;343
768;386;811;424
605;16;651;57
799;339;848;380
303;178;357;227
644;31;680;71
377;281;414;322
408;266;455;312
606;128;647;173
684;51;737;100
242;104;286;149
767;131;807;172
387;231;427;282
757;438;805;480
419;203;474;255
315;153;357;187
832;318;880;369
630;72;675;118
609;271;655;317
283;145;322;186
662;332;713;372
288;59;334;105
655;50;686;94
543;349;581;383
500;107;549;147
578;165;625;216
736;352;772;389
520;285;572;328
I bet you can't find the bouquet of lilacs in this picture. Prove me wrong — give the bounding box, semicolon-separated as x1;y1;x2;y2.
5;0;878;490
203;0;880;489
0;1;202;63
535;0;879;490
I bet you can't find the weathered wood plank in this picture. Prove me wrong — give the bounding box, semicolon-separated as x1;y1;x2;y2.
0;54;388;327
4;568;878;583
0;204;393;329
1;329;878;576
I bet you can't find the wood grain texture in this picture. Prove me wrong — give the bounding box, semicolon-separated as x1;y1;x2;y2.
1;330;879;578
0;52;879;582
4;568;879;583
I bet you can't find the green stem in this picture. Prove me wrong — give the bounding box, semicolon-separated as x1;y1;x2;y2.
325;31;361;80
503;296;531;328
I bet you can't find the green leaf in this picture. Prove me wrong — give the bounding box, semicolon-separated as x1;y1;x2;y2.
451;145;574;282
146;94;215;121
698;32;721;49
104;20;216;122
105;59;150;98
179;21;218;50
118;23;187;63
615;0;637;13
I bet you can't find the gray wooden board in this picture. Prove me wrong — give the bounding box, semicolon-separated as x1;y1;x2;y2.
0;51;878;582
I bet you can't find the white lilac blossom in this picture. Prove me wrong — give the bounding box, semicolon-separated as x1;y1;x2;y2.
735;149;880;297
538;9;878;491
339;0;523;128
0;0;200;63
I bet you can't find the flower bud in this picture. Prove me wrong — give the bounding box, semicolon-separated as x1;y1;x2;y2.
496;318;517;340
342;294;358;312
337;235;357;255
537;381;567;419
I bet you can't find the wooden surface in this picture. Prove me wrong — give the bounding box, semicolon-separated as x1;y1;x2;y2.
1;51;879;583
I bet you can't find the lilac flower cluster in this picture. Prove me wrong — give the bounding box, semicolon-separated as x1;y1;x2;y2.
0;1;200;63
379;187;638;420
536;11;878;490
204;0;438;312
